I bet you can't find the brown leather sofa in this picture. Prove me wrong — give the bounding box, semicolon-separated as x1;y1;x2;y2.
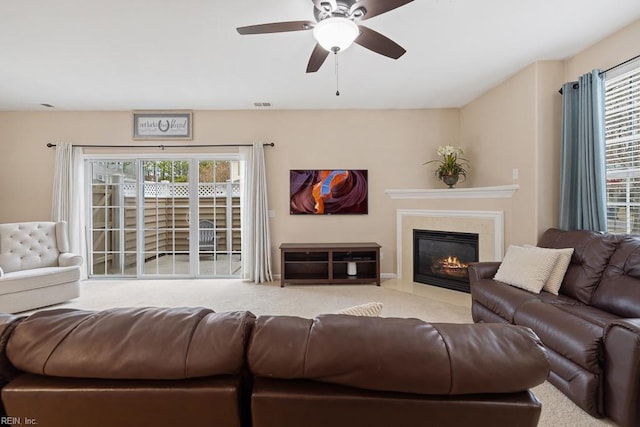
0;307;255;427
469;228;640;427
0;307;549;427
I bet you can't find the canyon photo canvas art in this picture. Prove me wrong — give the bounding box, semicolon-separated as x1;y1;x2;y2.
290;170;368;215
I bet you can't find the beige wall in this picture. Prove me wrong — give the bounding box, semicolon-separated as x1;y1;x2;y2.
536;61;565;234
565;20;640;79
0;109;459;275
459;19;640;243
1;19;638;277
459;60;565;244
459;63;544;244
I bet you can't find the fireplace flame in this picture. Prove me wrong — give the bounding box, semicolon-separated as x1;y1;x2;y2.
431;256;469;278
442;256;467;269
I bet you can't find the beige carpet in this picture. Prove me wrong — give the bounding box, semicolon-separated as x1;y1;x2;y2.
34;278;615;427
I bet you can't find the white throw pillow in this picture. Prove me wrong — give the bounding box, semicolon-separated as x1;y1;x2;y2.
493;245;559;294
336;302;383;317
524;245;574;295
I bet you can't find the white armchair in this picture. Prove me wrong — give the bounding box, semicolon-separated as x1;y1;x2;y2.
0;221;82;313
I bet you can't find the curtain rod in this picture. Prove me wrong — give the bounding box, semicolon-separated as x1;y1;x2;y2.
558;53;640;94
46;142;274;150
601;53;640;75
558;83;579;95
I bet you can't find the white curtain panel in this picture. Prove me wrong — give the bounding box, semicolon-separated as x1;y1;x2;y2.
51;143;88;278
240;142;273;283
51;143;73;222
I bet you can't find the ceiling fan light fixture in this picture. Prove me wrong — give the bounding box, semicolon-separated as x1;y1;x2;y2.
313;17;359;52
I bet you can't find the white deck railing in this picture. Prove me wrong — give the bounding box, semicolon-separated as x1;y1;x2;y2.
122;181;241;198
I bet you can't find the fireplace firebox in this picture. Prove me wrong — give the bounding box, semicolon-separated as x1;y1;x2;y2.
413;229;479;293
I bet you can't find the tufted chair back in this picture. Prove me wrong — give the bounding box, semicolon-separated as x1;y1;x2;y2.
0;222;68;273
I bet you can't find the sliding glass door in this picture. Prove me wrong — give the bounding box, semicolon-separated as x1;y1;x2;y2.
88;156;241;278
140;159;191;275
197;160;242;276
90;161;138;275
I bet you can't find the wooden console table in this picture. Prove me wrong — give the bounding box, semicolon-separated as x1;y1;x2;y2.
279;242;381;287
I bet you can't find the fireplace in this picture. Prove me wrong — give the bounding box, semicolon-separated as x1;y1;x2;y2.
413;229;479;293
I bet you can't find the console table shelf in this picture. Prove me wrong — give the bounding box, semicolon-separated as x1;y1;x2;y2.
280;242;381;287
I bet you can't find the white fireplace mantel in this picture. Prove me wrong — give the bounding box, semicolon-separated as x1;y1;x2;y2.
385;184;519;199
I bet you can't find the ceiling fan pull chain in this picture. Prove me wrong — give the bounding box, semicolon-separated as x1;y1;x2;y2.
335;51;340;96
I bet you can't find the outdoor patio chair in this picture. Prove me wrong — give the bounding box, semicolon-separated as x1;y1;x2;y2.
199;219;217;259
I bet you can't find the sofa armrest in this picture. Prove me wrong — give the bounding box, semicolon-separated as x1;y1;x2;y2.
58;253;83;267
603;319;640;427
468;262;501;283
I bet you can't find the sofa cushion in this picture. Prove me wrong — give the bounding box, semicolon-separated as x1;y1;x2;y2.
537;228;619;304
514;301;603;373
590;235;640;318
494;245;558;293
6;307;256;380
551;303;620;329
0;222;62;273
536;291;583;305
248;315;549;395
0;266;80;294
471;279;540;323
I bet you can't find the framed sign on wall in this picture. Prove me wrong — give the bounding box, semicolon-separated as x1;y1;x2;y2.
133;111;192;140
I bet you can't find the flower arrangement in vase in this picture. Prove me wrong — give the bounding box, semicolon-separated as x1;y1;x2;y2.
424;145;469;188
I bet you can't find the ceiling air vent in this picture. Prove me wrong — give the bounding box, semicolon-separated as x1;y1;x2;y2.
253;102;272;108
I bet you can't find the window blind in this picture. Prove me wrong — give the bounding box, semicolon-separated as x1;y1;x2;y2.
605;63;640;233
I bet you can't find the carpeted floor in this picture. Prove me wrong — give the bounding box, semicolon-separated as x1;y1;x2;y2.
35;278;615;427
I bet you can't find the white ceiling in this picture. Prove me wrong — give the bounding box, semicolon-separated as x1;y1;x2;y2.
1;0;639;111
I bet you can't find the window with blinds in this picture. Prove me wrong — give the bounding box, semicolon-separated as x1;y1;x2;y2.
605;63;640;234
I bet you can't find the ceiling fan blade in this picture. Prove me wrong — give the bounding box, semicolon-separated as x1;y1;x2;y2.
306;43;330;73
237;21;314;35
350;0;414;20
355;25;406;59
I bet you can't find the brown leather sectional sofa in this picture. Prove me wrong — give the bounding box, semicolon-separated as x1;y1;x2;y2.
0;306;549;427
469;228;640;427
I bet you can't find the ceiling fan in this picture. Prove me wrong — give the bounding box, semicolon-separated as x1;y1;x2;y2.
236;0;414;73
